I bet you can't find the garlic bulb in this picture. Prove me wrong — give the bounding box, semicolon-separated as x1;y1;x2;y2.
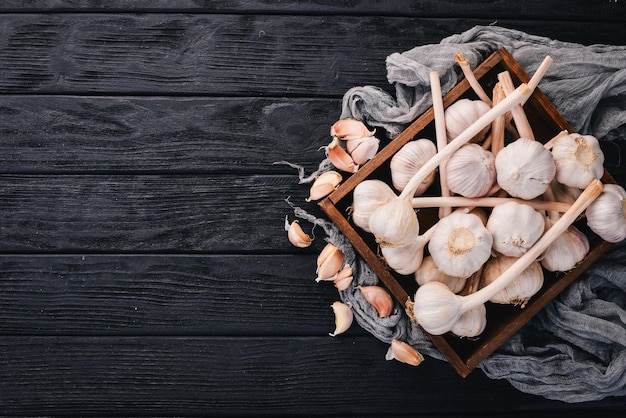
390;139;437;196
346;135;380;165
495;137;556;200
369;198;419;248
550;179;581;204
351;180;396;232
329;301;353;337
444;98;491;142
428;211;492;278
487;201;545;257
381;239;424;276
450;304;487;338
330;118;375;140
480;255;544;307
445;143;496;197
586;183;626;243
415;255;466;293
551;133;605;189
540;222;589;272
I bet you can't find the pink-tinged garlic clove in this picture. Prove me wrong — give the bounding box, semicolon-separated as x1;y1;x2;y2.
330;118;375;140
333;266;353;291
326;137;357;173
284;217;312;248
305;170;342;202
385;340;424;366
358;285;393;318
316;243;345;281
346;136;380;165
329;301;353;337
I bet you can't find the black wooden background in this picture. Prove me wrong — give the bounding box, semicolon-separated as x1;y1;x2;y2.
0;1;625;416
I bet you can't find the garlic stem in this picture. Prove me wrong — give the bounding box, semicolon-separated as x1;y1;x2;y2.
490;83;506;156
399;83;532;201
498;71;534;140
455;52;492;105
527;55;553;93
430;71;452;218
543;130;569;150
414;179;603;335
411;196;570;212
460;179;603;313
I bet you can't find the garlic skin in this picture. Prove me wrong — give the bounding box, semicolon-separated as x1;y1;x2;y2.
316;243;345;281
369;199;419;248
346;136;380;165
381;239;424;275
306;170;342;202
330;118;375;140
385;340;424;366
480;255;544;307
444;99;491;142
284;217;312;248
586;183;626;243
541;222;589;272
415;255;466;293
552;133;605;189
445;143;496;197
428;212;493;278
495;137;556;200
329;301;353;337
352;180;396;232
326;137;357;173
450;304;487;338
390;139;437;196
487;201;545;257
359;285;394;318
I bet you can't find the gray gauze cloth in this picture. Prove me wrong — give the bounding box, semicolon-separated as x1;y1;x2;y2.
332;26;626;403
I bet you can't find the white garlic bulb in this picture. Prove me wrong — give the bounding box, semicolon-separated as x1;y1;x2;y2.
495;137;556;200
444;98;491;142
551;133;605;189
445;143;496;197
550;179;581;204
382;239;424;276
541;222;589;272
415;255;466;293
480;255;544;307
390;139;437;196
428;211;492;278
450;303;487;338
487;201;545;257
369;198;419;248
352;180;396;232
586;183;626;243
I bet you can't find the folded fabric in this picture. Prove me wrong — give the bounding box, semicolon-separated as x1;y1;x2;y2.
335;25;626;403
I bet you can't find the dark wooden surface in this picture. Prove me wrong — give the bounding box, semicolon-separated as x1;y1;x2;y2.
1;2;625;416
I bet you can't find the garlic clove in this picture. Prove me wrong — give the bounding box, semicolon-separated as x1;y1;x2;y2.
444;98;491;143
480;255;544;307
329;301;353;337
450;303;487;338
390;139;437;196
284;217;312;248
385;339;424;366
359;285;394;318
428;211;492;278
305;170;342;202
445;143;496;198
330;118;375;140
346;136;380;165
316;243;345;281
495;137;556;200
552;133;605;189
486;201;545;257
541;222;589;272
333;266;353;291
586;183;626;243
326;137;358;173
415;255;466;293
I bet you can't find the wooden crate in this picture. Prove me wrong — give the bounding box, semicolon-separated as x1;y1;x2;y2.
319;48;615;377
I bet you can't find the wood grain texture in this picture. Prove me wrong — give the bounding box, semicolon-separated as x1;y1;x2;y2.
0;254;351;336
0;14;623;96
1;336;623;416
0;174;325;252
0;96;339;174
0;0;624;22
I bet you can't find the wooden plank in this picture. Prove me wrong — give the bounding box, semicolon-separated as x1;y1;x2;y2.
0;1;623;22
0;14;623;95
0;96;338;174
1;335;622;416
0;254;352;336
0;174;325;252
